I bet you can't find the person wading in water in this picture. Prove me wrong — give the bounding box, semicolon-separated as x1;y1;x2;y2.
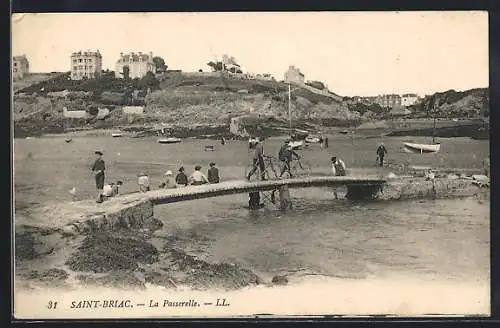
90;151;106;203
376;143;388;167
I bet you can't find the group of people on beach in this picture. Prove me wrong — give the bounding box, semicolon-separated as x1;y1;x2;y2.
90;150;220;203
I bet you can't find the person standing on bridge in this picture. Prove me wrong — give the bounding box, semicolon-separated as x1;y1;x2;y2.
247;136;266;181
278;139;300;178
331;156;347;176
376;143;388;167
208;162;220;183
90;151;106;203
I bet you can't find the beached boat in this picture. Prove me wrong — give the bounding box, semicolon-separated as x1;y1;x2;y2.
403;142;441;154
64;138;73;143
289;140;304;150
111;133;122;138
402;100;441;154
305;135;322;144
157;137;182;144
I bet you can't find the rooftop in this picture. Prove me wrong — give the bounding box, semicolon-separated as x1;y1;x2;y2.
118;52;153;63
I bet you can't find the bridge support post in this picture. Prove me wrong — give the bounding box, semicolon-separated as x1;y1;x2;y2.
248;192;262;210
345;184;383;201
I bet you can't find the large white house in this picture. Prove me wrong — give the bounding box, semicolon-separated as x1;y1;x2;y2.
115;52;155;79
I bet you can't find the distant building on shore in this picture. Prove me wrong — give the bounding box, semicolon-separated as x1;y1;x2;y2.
376;94;402;108
115;52;155;79
12;55;29;80
70;50;103;80
401;93;419;106
284;65;305;85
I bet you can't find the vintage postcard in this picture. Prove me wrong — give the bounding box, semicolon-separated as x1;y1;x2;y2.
12;11;490;319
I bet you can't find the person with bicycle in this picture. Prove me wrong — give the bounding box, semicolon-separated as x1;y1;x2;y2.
278;138;300;178
247;136;266;181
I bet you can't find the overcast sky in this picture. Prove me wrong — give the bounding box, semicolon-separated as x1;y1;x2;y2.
11;11;488;96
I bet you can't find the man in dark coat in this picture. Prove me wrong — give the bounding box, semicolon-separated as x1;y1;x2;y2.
376;143;388;167
208;162;220;183
91;151;105;203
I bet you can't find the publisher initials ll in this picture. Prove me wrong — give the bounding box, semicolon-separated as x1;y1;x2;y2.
216;298;229;307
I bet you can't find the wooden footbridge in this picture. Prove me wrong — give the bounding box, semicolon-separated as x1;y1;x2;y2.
21;175;387;231
147;176;386;205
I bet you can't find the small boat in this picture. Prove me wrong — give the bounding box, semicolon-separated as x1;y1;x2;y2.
305;136;322;144
157;137;182;144
403;142;441;154
402;100;441;154
111;133;122;138
204;145;215;151
65;138;73;143
289;140;304;150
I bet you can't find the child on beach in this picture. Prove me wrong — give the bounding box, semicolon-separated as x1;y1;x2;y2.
175;167;188;186
159;171;177;189
138;172;150;192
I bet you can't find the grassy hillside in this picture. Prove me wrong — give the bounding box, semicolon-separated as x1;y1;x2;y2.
13;72;66;92
12;71;489;138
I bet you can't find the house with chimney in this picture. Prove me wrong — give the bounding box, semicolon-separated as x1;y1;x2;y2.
115;51;155;79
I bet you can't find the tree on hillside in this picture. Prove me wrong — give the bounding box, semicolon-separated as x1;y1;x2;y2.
152;56;168;73
122;66;130;80
138;71;160;90
207;61;224;71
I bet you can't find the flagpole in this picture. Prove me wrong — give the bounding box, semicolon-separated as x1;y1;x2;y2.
288;83;292;133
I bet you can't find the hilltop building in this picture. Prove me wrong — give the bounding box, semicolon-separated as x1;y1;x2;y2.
70;50;103;80
115;51;155;79
401;93;419;106
284;65;305;84
12;55;29;80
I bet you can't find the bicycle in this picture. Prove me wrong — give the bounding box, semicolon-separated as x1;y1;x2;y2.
278;155;313;178
244;155;280;181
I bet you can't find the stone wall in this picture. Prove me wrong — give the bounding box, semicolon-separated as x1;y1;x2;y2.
378;178;484;201
62;200;154;235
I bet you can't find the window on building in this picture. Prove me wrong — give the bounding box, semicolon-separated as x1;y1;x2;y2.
79;59;82;63
79;66;83;70
13;68;17;72
14;62;17;66
73;59;77;64
73;66;78;71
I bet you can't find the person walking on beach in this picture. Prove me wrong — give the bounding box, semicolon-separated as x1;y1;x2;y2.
90;151;106;203
189;165;209;185
208;162;220;183
376;143;388;167
323;136;329;149
247;136;266;181
175;167;188;186
138;172;150;192
331;156;347;176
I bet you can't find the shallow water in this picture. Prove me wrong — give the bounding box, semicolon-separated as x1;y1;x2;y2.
13;134;490;316
153;190;489;283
